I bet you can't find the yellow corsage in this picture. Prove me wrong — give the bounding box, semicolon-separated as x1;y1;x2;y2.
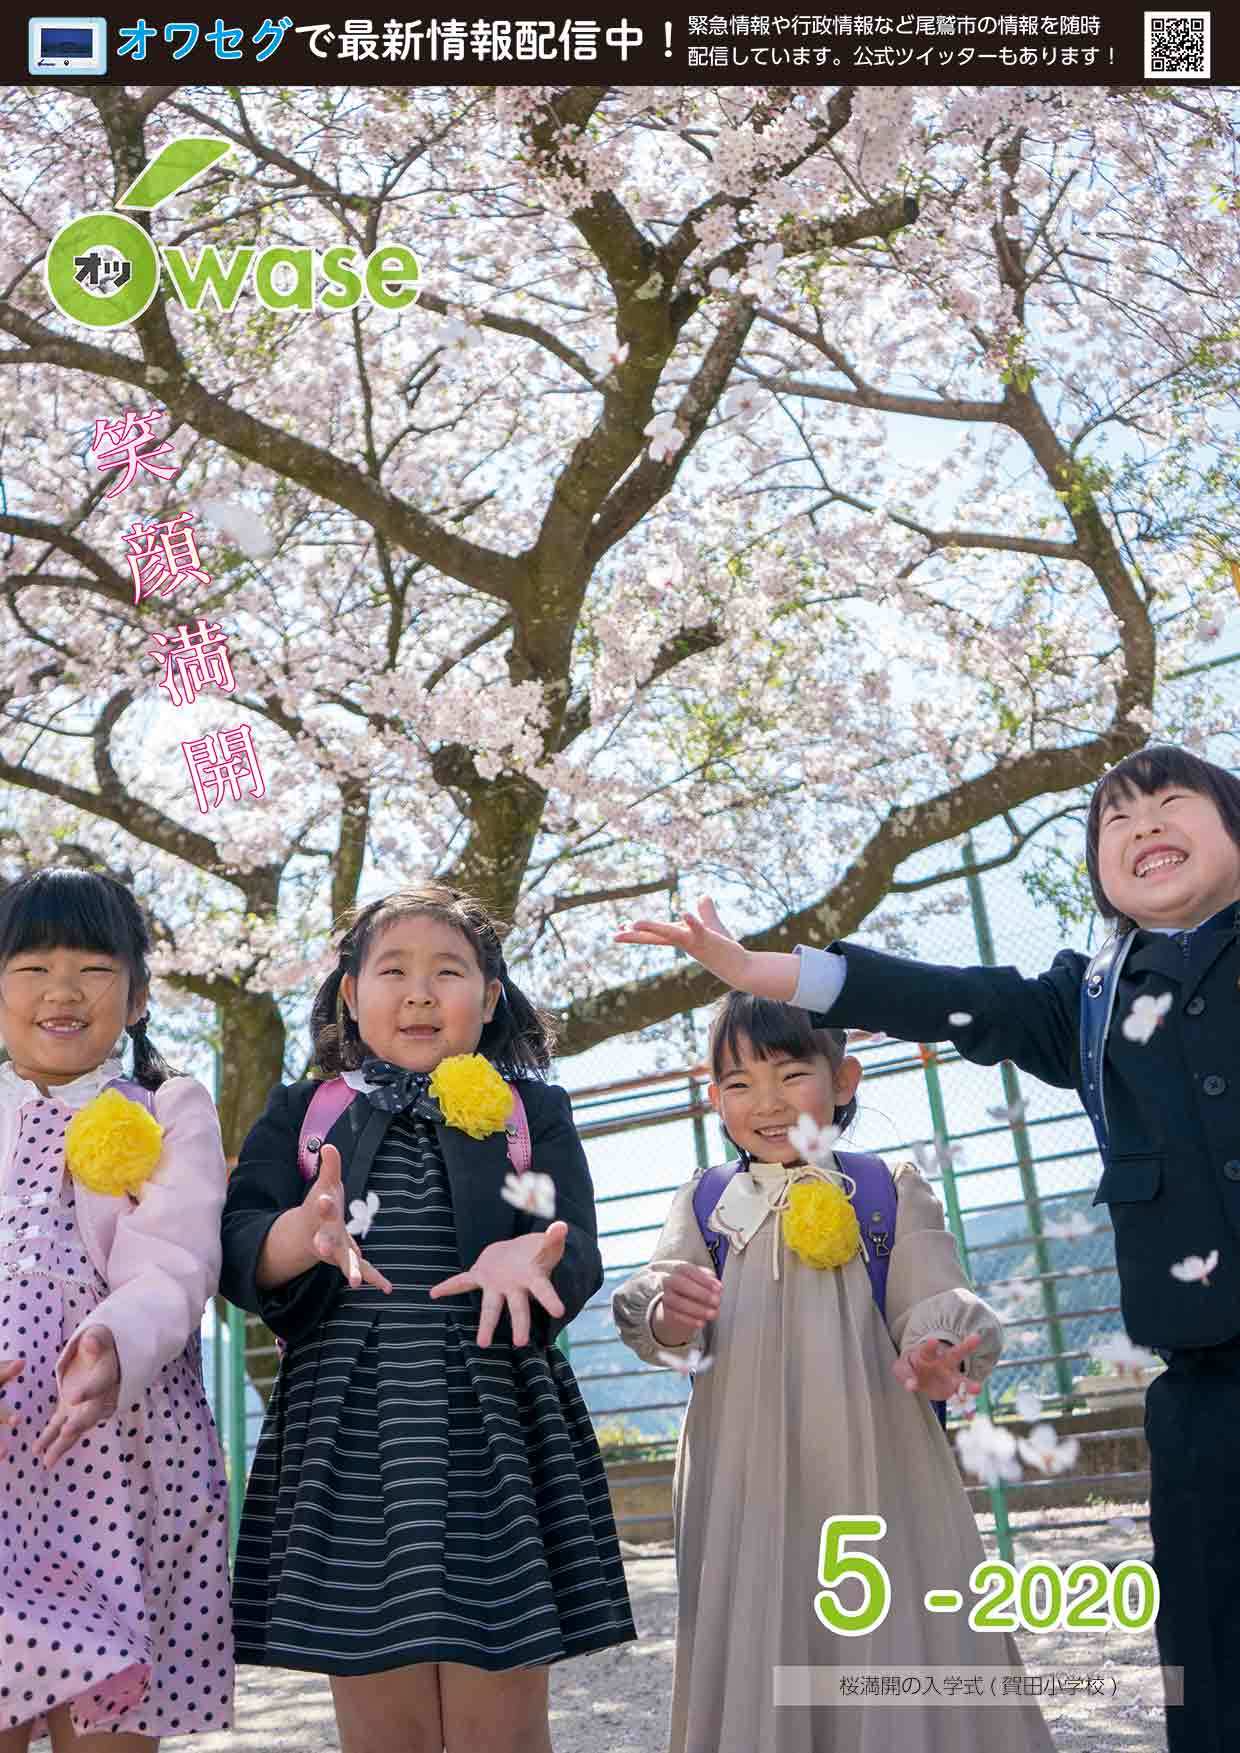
781;1178;861;1271
429;1054;514;1140
65;1088;164;1197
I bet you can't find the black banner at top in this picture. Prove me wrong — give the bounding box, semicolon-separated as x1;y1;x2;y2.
7;8;1237;87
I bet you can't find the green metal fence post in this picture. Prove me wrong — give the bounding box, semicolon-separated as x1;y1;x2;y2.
918;1040;1014;1564
963;835;1073;1404
227;1304;247;1554
211;1298;224;1444
687;1064;710;1175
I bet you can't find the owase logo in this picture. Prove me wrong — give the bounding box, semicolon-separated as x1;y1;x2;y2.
45;136;420;329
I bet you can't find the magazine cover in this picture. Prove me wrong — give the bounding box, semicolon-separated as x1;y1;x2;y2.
0;7;1236;1751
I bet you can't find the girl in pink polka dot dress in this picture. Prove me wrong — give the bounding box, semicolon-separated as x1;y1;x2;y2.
0;869;233;1751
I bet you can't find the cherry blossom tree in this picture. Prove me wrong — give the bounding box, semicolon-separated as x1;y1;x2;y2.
0;82;1237;1163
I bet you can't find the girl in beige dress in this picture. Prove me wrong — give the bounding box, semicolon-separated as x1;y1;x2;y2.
613;992;1055;1753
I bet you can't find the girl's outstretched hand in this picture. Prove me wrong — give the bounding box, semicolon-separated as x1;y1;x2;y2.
429;1222;568;1348
34;1327;119;1468
652;1264;721;1348
615;897;751;987
0;1356;24;1437
892;1332;983;1401
309;1143;394;1295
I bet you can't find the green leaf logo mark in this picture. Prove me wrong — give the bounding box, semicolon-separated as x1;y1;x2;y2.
117;137;232;211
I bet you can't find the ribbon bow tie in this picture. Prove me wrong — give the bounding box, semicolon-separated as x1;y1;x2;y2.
359;1059;438;1115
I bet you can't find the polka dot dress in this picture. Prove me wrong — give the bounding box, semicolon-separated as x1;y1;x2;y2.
0;1096;233;1740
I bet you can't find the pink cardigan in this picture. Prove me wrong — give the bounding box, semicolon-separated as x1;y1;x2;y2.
0;1059;227;1409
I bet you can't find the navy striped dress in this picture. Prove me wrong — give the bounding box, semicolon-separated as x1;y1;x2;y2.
232;1110;635;1673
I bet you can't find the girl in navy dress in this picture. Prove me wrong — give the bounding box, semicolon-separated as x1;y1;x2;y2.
222;884;634;1753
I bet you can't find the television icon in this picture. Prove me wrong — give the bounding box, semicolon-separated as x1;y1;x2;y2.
28;16;107;76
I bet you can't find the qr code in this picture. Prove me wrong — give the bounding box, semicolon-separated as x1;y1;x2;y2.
1144;11;1210;79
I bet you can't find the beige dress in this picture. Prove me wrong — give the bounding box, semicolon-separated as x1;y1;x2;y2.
612;1159;1055;1753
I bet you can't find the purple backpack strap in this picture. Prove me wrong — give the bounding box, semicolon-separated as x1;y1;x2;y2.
692;1160;743;1277
834;1150;897;1317
106;1076;156;1115
837;1149;947;1430
297;1077;532;1179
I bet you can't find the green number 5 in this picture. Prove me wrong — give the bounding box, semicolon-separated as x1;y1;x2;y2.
813;1514;891;1637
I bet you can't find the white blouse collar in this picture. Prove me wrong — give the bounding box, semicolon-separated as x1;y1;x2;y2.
0;1055;126;1112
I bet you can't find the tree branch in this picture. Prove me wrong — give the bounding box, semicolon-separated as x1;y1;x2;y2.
0;307;528;605
1;515;135;608
554;730;1148;1054
556;618;723;751
888;804;1085;892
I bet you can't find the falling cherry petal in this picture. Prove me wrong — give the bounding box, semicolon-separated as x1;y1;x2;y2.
986;1098;1028;1125
1121;991;1173;1044
1088;1333;1158;1376
656;1346;713;1376
955;1414;1022;1486
501;1170;557;1220
198;497;275;559
1170;1248;1219;1285
346;1191;380;1240
788;1113;842;1167
1014;1386;1042;1422
1017;1423;1080;1475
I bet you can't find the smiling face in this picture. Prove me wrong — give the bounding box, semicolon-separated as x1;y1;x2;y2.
0;944;146;1092
340;913;502;1073
709;1036;862;1167
1096;784;1240;930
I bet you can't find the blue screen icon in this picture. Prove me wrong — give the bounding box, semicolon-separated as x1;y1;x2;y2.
28;16;108;76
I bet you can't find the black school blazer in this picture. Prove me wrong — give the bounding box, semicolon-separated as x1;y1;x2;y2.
820;904;1240;1350
219;1075;602;1350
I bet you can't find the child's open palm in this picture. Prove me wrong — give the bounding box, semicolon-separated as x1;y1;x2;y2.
615;897;749;984
430;1222;568;1348
33;1327;120;1468
310;1143;394;1296
892;1332;983;1401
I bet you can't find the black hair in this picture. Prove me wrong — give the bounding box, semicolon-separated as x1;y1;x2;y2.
309;883;555;1079
708;990;859;1136
1085;744;1240;935
0;867;176;1089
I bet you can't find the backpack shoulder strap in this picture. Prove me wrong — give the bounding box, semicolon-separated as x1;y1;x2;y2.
835;1150;897;1315
105;1076;156;1115
298;1076;533;1180
298;1077;358;1179
838;1149;948;1428
506;1086;531;1175
693;1158;746;1278
1079;931;1135;1158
